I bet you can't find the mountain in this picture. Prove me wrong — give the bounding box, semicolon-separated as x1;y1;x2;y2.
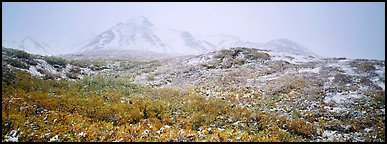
79;16;319;59
200;34;319;58
2;36;53;56
263;39;320;58
3;16;320;58
79;16;216;55
199;34;265;50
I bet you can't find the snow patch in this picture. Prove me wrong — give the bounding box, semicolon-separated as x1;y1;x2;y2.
370;77;385;90
322;130;336;138
77;132;86;138
257;73;279;81
299;67;320;73
5;129;19;142
268;51;316;64
236;52;245;59
164;125;172;129
324;106;348;113
28;66;43;77
49;134;60;142
324;92;363;104
35;59;57;74
328;61;356;75
187;57;201;65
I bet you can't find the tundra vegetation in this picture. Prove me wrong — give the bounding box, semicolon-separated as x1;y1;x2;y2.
2;47;385;142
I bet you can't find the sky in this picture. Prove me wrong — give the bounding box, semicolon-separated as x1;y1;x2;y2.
2;2;385;60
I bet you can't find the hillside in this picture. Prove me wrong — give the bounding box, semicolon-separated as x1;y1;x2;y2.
2;47;385;142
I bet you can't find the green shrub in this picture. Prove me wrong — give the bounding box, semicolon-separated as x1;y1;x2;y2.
10;48;32;59
333;73;351;84
357;63;375;73
44;56;67;67
147;74;155;81
245;50;270;60
5;58;29;69
1;65;16;85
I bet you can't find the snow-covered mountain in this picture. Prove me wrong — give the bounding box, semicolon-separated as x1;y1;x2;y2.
199;34;265;50
79;16;319;58
263;39;320;58
79;16;216;55
3;16;320;58
2;36;53;56
200;34;319;58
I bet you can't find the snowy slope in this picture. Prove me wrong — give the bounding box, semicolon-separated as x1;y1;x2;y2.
80;16;320;58
199;34;264;50
2;36;53;56
79;16;216;55
198;35;318;58
263;39;320;58
3;16;321;58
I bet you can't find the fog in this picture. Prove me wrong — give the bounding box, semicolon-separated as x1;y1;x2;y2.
2;2;385;60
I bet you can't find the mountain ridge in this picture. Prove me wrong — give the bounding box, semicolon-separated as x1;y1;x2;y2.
79;16;320;58
2;16;320;59
2;36;53;56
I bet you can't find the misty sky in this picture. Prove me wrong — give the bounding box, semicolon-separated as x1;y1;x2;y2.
2;2;385;60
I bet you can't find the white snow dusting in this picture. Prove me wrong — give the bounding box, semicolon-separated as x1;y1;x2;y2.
324;92;363;104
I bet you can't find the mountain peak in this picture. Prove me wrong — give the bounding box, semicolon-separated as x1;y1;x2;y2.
78;17;321;58
124;16;153;27
22;36;38;42
267;38;299;46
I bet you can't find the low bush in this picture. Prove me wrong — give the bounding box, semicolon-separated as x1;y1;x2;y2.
44;56;67;68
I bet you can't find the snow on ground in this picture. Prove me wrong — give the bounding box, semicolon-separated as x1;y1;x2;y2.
28;66;43;77
80;67;93;76
323;106;349;113
22;58;91;80
236;52;245;59
322;130;336;138
267;51;317;64
257;73;280;81
26;59;59;78
49;135;60;142
324;92;363;104
364;128;373;133
374;65;385;76
370;77;385;90
35;59;57;74
59;64;73;78
77;132;86;138
298;67;320;73
318;130;367;142
327;61;356;75
372;64;385;90
186;57;202;65
185;53;214;65
5;129;19;142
